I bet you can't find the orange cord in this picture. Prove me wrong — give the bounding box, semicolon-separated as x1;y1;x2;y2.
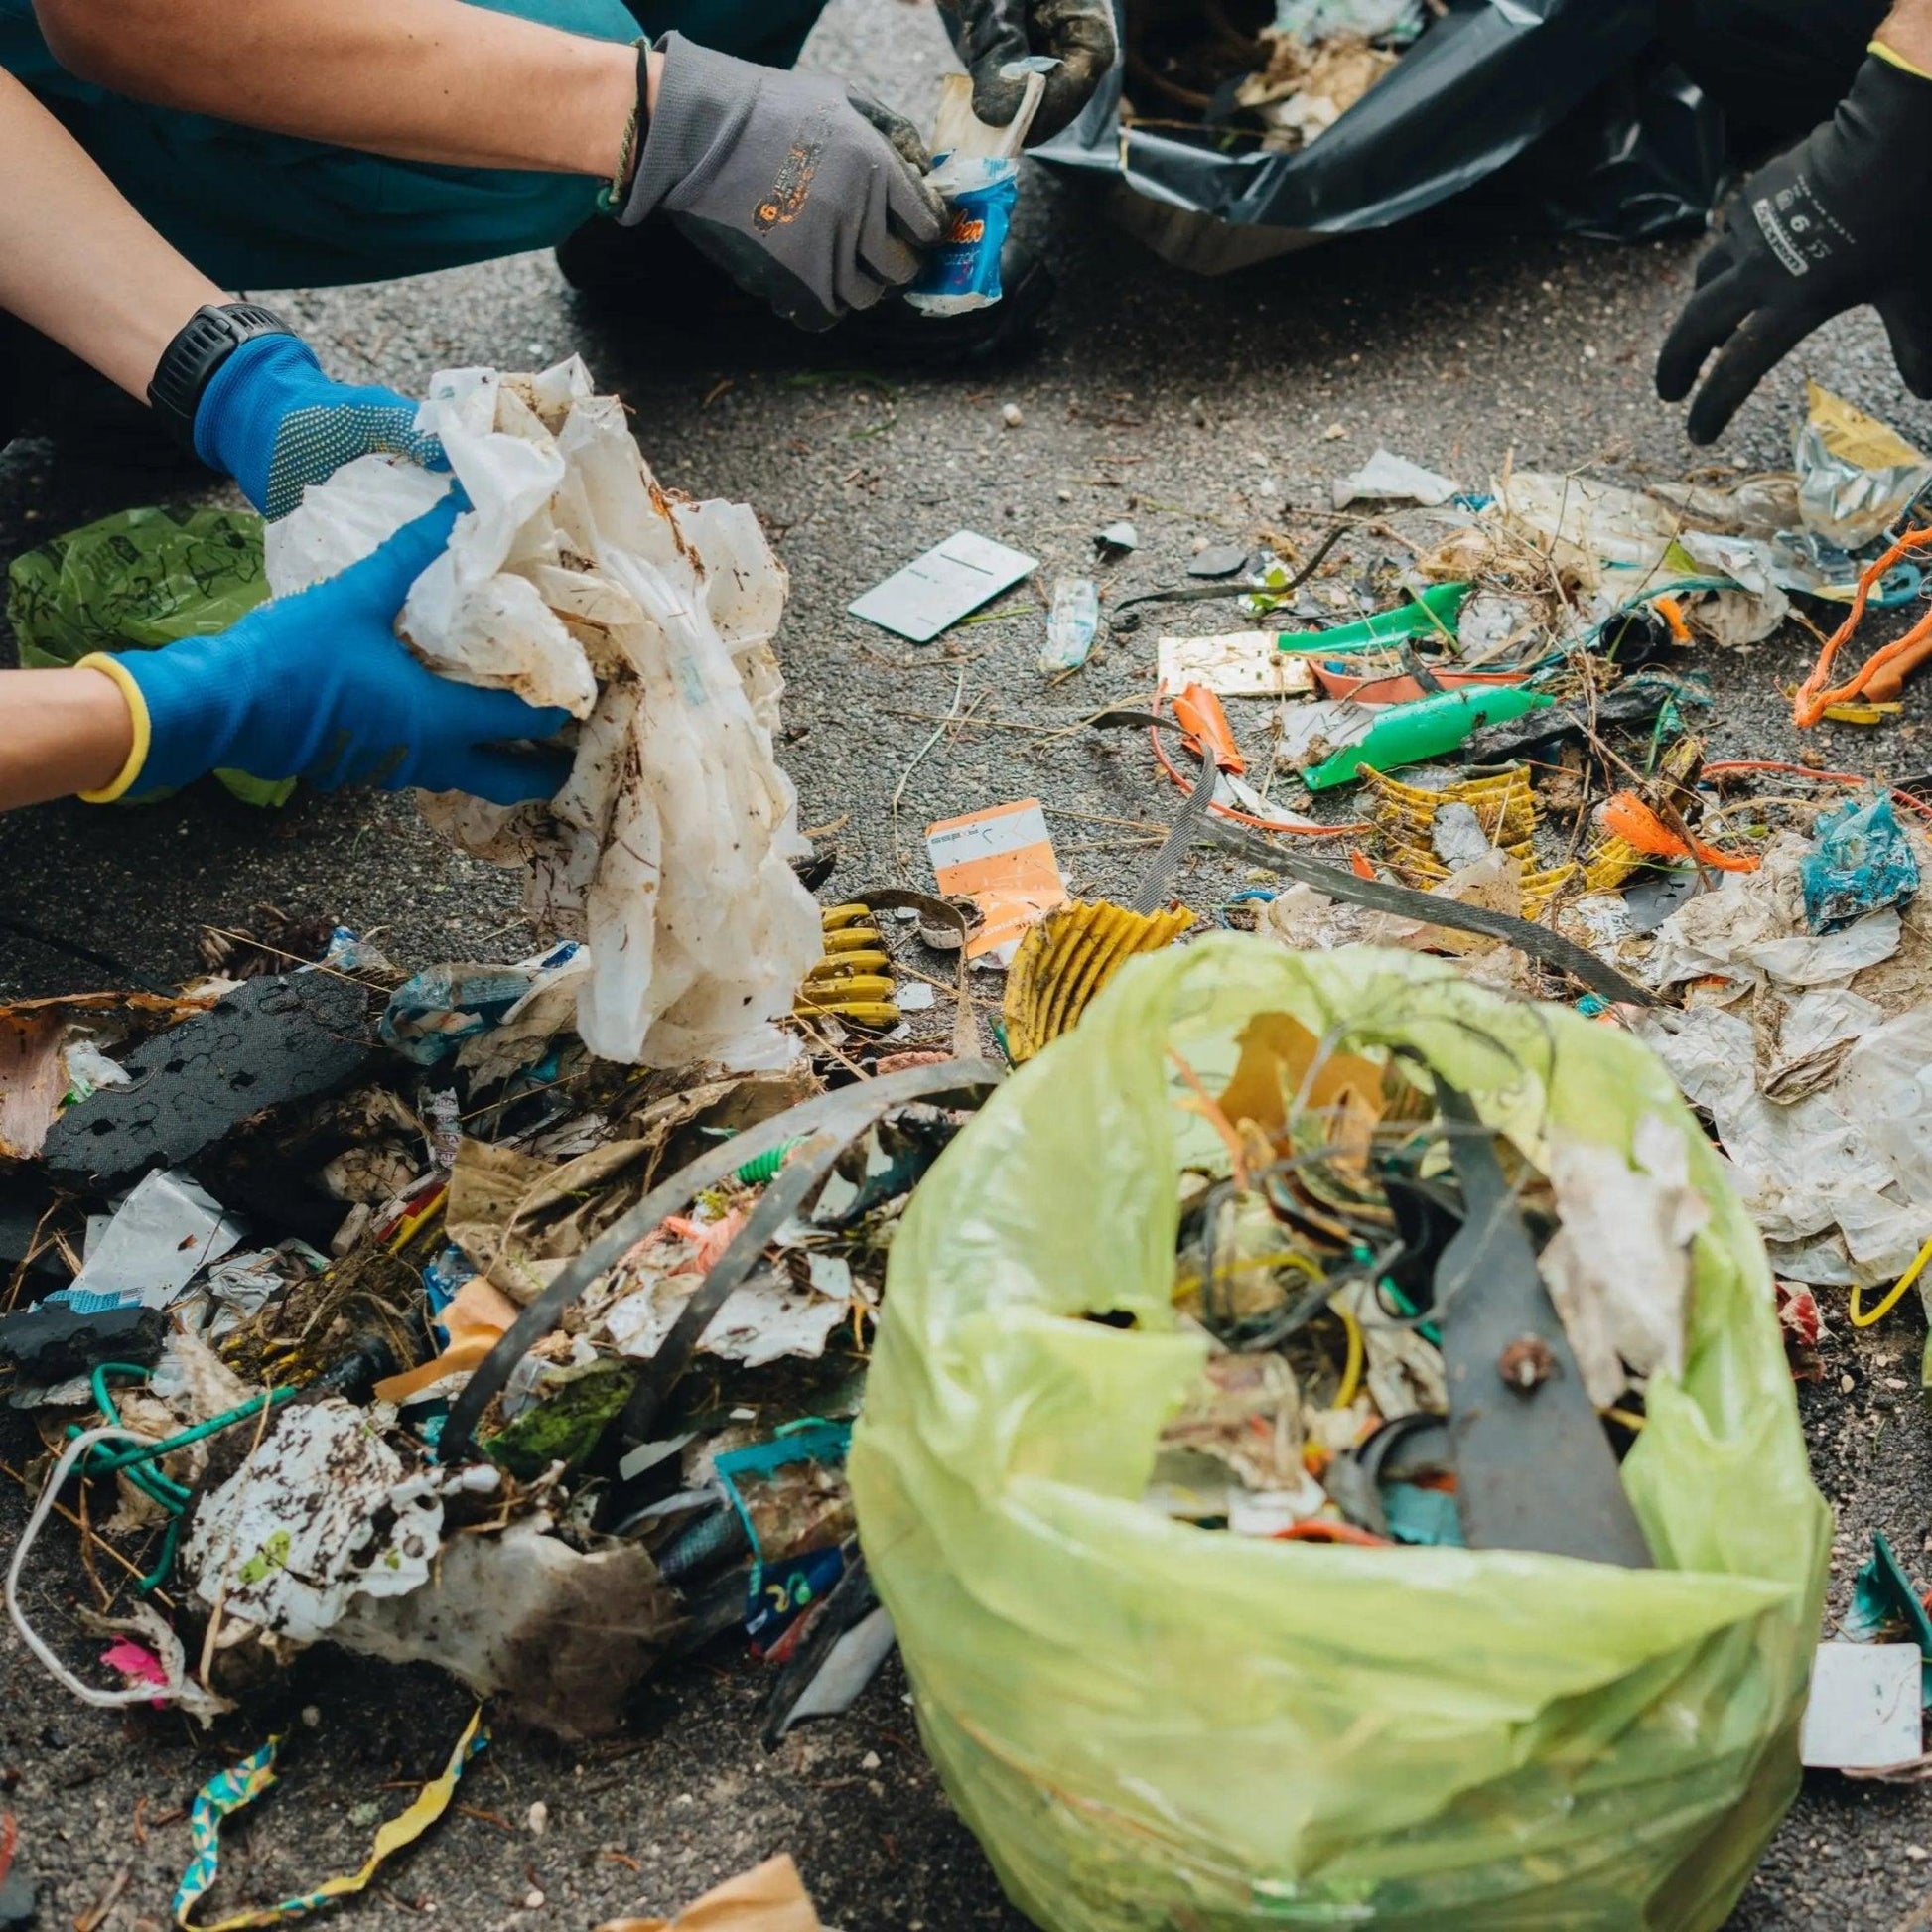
1793;525;1932;726
1148;688;1369;837
1272;1520;1394;1548
1702;759;1932;827
1599;790;1760;873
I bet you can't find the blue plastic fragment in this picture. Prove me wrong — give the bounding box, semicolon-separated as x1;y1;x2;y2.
907;159;1018;314
379;942;582;1064
1800;791;1919;934
1382;1481;1465;1547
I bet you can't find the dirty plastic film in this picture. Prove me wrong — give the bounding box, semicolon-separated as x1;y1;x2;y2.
850;934;1828;1932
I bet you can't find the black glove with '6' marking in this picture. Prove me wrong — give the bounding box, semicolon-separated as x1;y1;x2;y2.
1658;51;1932;444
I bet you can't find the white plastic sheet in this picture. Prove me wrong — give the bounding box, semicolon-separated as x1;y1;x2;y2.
267;359;821;1068
182;1399;449;1642
1635;1000;1932;1285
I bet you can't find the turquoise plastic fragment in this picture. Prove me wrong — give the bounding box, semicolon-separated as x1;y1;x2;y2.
1845;1530;1932;1705
1800;790;1919;933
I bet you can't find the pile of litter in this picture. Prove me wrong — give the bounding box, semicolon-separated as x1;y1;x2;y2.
12;363;1932;1928
1125;0;1422;155
0;910;993;1746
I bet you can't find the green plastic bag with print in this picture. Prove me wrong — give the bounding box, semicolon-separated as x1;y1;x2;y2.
6;505;292;806
851;934;1828;1932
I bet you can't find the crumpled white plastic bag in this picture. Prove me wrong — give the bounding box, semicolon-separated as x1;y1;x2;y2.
1635;999;1932;1285
1642;834;1903;991
266;358;820;1068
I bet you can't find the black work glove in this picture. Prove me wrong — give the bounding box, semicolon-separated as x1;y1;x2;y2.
1657;52;1932;444
936;0;1118;143
619;32;945;331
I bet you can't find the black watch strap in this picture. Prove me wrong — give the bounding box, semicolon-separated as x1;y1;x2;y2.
147;302;295;452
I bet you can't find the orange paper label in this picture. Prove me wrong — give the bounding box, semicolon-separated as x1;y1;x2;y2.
926;798;1069;962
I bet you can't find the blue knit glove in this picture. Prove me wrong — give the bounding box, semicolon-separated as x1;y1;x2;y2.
80;499;573;807
194;333;446;520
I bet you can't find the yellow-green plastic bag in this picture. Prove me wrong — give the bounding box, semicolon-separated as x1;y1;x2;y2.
851;935;1829;1932
6;505;292;807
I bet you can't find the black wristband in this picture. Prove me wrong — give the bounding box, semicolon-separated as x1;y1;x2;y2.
635;36;653;153
146;302;295;453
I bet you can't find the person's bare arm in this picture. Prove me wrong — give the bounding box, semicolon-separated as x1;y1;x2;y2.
36;0;661;179
0;69;227;395
0;669;133;810
1878;0;1932;70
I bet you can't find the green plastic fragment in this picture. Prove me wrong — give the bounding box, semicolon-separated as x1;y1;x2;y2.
1275;581;1470;656
5;505;293;807
737;1138;802;1185
1302;684;1555;790
482;1359;638;1480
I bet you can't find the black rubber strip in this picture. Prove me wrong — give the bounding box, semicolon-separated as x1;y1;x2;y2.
40;970;372;1188
439;1056;1004;1460
1091;711;1659;1008
615;1133;846;1447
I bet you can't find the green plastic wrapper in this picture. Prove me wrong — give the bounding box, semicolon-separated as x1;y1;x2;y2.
6;505;291;807
851;935;1829;1932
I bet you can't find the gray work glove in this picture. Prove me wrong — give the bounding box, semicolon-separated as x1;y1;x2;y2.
937;0;1117;142
619;32;946;332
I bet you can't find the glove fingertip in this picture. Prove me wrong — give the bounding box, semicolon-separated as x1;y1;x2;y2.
457;749;576;808
1653;345;1700;405
970;75;1023;126
456;684;576;743
1682;404;1725;448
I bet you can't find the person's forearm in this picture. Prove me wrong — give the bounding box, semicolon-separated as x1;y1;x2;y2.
1878;0;1932;73
37;0;661;179
0;668;134;810
0;70;227;397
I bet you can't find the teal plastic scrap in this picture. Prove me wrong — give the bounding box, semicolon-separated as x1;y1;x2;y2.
1800;790;1919;934
1382;1481;1464;1547
1844;1530;1932;1705
1275;581;1470;657
714;1418;854;1599
1302;684;1555;790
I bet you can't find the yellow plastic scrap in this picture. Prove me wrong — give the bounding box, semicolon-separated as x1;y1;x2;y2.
594;1855;823;1932
1004;899;1193;1064
1363;765;1536;844
796;903;899;1030
1503;864;1575;918
174;1710;484;1930
1362;765;1541;886
1582;834;1646;894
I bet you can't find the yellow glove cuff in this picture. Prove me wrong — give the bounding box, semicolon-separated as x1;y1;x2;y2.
1871;39;1932;83
74;652;151;804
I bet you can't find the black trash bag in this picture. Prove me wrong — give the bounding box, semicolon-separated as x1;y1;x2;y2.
1033;0;1719;262
1501;56;1729;242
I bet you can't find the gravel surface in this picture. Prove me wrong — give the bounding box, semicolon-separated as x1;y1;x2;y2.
7;2;1932;1924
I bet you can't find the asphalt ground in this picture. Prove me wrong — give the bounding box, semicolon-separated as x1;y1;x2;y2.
8;1;1932;1924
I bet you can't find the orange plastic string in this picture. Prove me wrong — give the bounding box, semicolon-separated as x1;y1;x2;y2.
1272;1520;1393;1548
1702;759;1932;828
1598;791;1760;873
1793;525;1932;727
